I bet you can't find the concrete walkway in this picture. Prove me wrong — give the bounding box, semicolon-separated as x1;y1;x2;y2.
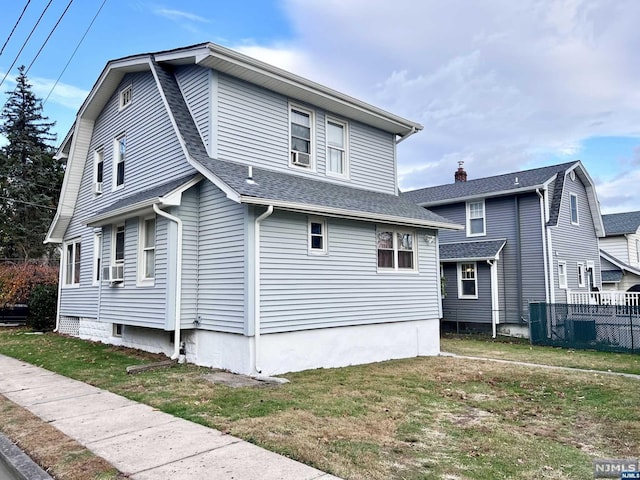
0;355;341;480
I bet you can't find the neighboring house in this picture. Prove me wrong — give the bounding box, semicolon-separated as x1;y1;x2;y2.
403;161;604;337
45;43;461;376
600;211;640;292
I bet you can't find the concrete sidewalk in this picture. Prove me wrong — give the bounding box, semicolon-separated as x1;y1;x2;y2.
0;354;341;480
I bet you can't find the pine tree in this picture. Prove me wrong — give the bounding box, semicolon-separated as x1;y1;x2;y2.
0;66;63;262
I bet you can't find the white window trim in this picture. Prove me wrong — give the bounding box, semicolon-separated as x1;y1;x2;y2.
466;200;486;237
93;232;102;286
577;262;585;288
325;116;349;179
457;262;478;299
308;217;327;255
635;239;640;264
119;84;132;111
288;103;315;171
113;134;126;191
558;260;568;289
569;193;579;225
62;238;81;288
93;148;104;196
137;216;156;286
112;323;123;337
376;228;418;273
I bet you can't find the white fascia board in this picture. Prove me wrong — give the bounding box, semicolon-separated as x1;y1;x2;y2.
86;199;159;227
239;196;463;230
160;174;204;205
441;256;498;263
417;185;544;207
600;249;640;276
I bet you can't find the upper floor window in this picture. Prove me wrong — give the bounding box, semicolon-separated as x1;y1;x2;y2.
93;149;104;195
139;217;156;283
569;193;579;224
558;260;567;289
290;105;313;169
308;217;327;254
93;233;102;286
114;135;126;189
326;118;348;177
458;262;477;298
377;229;416;271
466;200;485;236
64;239;81;286
577;262;585;288
119;85;132;110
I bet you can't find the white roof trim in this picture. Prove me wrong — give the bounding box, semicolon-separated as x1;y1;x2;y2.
600;249;640;276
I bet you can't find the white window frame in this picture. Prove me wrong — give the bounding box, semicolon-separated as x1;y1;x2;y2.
112;224;125;266
325;117;349;178
569;193;579;225
138;216;156;285
636;239;640;264
558;260;567;289
466;200;486;237
308;217;327;255
112;323;123;337
289;103;315;171
577;262;585;288
119;84;132;110
63;239;81;288
376;228;418;273
113;134;126;190
457;262;478;299
93;148;104;196
93;232;102;286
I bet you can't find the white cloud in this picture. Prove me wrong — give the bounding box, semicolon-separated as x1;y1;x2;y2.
153;8;209;23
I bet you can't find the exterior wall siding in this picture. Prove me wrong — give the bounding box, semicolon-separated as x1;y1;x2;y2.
600;237;628;263
177;186;199;327
259;211;440;333
441;262;493;324
175;65;211;150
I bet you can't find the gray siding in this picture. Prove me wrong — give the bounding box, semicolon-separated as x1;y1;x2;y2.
177;187;199;327
441;261;493;324
259;212;440;333
600;237;629;264
196;182;247;333
175;65;211;150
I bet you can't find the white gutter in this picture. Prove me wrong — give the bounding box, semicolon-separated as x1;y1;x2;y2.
487;259;499;338
53;246;64;332
153;203;183;360
536;188;550;303
395;126;418;144
253;205;274;375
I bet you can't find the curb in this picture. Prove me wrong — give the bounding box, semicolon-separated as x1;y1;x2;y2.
0;432;52;480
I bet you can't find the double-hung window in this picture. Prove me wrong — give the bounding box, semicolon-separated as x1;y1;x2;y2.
376;229;416;271
467;200;485;236
139;217;155;283
64;239;81;286
326;118;348;177
94;149;104;195
569;193;579;224
558;261;567;289
114;134;126;189
308;217;327;254
458;262;477;298
290;105;313;168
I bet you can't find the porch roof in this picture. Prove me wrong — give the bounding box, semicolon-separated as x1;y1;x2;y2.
601;270;623;283
439;239;507;262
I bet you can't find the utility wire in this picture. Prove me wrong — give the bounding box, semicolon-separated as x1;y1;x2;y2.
26;0;74;75
0;0;53;89
0;1;31;56
44;0;107;106
0;196;56;210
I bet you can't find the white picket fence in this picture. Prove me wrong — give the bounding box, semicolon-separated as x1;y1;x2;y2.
568;290;640;307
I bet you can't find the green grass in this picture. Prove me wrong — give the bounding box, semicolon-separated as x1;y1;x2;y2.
1;327;639;479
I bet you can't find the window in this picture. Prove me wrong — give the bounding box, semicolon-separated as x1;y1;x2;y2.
139;217;155;282
466;200;485;236
376;229;416;271
577;262;585;288
64;239;81;286
93;149;103;195
636;239;640;264
458;262;477;298
308;217;327;254
558;261;567;289
290;105;313;168
112;323;123;337
93;233;102;285
119;85;132;110
570;193;578;224
326;118;348;177
114;135;126;188
113;224;125;265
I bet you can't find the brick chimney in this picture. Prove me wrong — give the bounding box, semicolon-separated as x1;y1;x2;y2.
454;161;467;182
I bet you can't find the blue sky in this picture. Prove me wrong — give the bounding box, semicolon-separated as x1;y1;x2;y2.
2;0;640;213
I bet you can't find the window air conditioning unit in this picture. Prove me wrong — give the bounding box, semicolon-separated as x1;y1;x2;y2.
291;151;311;167
94;181;103;194
102;265;124;284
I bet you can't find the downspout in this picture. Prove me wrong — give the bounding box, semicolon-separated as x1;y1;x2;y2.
253;205;274;375
153;203;183;360
536;188;550;303
487;259;499;338
514;196;523;321
53;246;64;332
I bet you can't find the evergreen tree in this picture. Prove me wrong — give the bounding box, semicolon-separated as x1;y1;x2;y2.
0;66;63;262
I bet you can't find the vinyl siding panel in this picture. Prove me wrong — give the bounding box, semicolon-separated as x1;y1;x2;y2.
196;182;247;333
259;212;440;333
441;262;493;324
175;65;211;150
600;237;629;263
178;186;199;327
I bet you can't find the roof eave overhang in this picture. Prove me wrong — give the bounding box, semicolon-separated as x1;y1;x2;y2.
600;249;640;276
416;185;544;207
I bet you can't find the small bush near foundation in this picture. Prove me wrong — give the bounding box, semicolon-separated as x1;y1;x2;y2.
27;284;58;331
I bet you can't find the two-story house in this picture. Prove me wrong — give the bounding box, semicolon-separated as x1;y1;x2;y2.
403;161;604;337
600;211;640;292
45;43;461;376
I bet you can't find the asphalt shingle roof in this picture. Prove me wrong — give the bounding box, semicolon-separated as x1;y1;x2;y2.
602;211;640;236
601;270;623;283
440;239;507;261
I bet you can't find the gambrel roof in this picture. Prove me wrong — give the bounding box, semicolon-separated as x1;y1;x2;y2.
602;211;640;236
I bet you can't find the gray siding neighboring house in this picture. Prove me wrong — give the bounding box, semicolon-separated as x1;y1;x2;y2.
600;211;640;292
403;161;604;337
46;42;461;376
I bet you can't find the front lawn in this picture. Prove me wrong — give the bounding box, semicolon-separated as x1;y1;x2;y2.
0;328;638;479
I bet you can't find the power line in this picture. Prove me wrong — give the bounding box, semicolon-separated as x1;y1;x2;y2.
0;1;31;56
44;0;108;106
26;0;74;75
0;0;54;89
0;196;56;210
